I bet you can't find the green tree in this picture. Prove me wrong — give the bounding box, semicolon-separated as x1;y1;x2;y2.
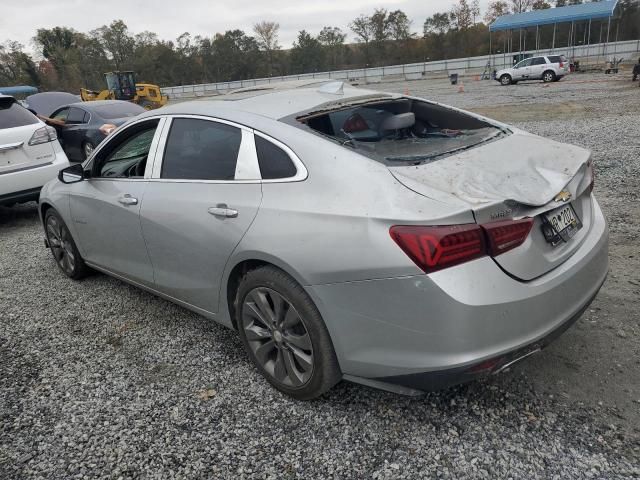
289;30;326;74
318;26;346;69
93;20;135;70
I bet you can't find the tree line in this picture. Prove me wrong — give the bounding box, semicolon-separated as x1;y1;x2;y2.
1;0;638;92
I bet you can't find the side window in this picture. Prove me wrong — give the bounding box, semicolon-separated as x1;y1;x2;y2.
161;118;241;181
531;57;546;66
94;120;159;178
255;135;297;179
66;107;86;124
52;108;69;121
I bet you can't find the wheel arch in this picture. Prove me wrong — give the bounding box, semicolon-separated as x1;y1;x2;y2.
223;253;310;330
39;201;55;225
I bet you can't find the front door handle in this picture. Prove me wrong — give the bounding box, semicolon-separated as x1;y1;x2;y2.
208;204;238;218
118;194;138;206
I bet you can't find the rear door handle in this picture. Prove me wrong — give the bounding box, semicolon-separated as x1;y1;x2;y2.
118;194;138;206
208;205;238;218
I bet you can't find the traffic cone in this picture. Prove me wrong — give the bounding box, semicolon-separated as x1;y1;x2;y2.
458;82;465;93
403;86;410;95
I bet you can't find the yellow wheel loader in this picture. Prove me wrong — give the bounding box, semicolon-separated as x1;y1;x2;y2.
80;71;168;110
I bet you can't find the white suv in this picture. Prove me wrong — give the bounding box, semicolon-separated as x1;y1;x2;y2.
495;55;570;86
0;95;69;206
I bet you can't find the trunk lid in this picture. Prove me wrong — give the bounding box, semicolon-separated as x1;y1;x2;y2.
0;123;57;175
389;131;594;280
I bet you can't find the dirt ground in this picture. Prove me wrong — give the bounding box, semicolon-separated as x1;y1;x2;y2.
372;73;640;435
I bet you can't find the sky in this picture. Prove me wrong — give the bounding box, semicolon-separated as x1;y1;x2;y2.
0;0;491;55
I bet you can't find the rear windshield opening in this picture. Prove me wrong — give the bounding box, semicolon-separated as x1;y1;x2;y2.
299;98;506;165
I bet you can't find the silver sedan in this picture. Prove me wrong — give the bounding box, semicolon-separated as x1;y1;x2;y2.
39;81;608;399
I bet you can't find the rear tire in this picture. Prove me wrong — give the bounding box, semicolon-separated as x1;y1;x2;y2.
236;266;341;400
500;74;512;86
543;70;556;83
44;209;90;280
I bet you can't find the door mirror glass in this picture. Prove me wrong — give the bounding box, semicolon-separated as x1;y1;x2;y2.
58;163;86;184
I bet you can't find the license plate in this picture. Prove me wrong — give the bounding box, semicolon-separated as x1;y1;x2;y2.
542;204;582;245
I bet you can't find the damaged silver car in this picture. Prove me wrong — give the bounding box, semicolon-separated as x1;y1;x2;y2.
39;80;608;399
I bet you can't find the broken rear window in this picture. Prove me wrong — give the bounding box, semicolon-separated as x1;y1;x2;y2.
294;98;507;165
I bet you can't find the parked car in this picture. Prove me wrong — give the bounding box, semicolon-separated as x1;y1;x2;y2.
39;81;608;399
46;100;145;162
496;55;570;85
0;95;69;206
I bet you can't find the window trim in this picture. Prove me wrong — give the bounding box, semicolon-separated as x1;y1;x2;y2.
84;116;167;182
151;115;258;182
66;107;89;125
149;114;307;184
253;130;307;183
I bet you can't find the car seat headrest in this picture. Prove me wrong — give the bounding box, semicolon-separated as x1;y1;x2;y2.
380;112;415;131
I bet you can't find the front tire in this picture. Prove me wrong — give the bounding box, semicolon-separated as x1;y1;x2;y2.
44;209;89;280
236;266;341;400
543;70;556;83
500;74;512;86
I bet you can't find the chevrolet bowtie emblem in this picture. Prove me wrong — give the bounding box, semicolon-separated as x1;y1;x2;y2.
554;190;572;203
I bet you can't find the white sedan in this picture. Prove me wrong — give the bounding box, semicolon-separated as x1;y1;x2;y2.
0;95;69;206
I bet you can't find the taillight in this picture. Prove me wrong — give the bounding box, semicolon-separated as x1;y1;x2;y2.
389;224;486;274
482;218;534;256
559;62;564;68
28;126;57;145
390;218;533;273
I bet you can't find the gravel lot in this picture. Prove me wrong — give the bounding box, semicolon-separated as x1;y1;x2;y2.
2;73;640;479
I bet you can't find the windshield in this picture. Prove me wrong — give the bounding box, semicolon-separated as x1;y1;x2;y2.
299;99;505;165
92;103;144;120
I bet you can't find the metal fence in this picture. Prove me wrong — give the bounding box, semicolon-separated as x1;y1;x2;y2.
162;39;640;99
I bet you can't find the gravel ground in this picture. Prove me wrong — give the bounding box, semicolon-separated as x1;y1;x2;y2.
2;73;640;479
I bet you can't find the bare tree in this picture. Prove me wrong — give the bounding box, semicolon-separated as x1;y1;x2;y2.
510;0;535;13
484;0;510;24
451;0;473;30
471;0;481;24
253;21;280;76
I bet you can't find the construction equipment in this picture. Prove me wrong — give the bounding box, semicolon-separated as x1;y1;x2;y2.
80;71;167;110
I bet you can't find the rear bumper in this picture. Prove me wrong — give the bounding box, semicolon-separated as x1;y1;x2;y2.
306;197;609;386
370;279;603;394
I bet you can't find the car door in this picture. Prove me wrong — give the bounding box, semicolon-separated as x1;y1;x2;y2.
513;58;532;80
530;57;547;80
49;107;69;150
139;115;262;314
60;107;88;161
67;117;165;286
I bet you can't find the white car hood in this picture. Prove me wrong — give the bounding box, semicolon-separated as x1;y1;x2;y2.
389;131;590;208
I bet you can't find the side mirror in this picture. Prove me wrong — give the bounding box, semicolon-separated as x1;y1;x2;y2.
58;163;88;184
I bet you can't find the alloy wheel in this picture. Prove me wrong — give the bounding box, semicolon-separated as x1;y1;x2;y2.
46;215;76;275
241;287;314;388
543;72;554;82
